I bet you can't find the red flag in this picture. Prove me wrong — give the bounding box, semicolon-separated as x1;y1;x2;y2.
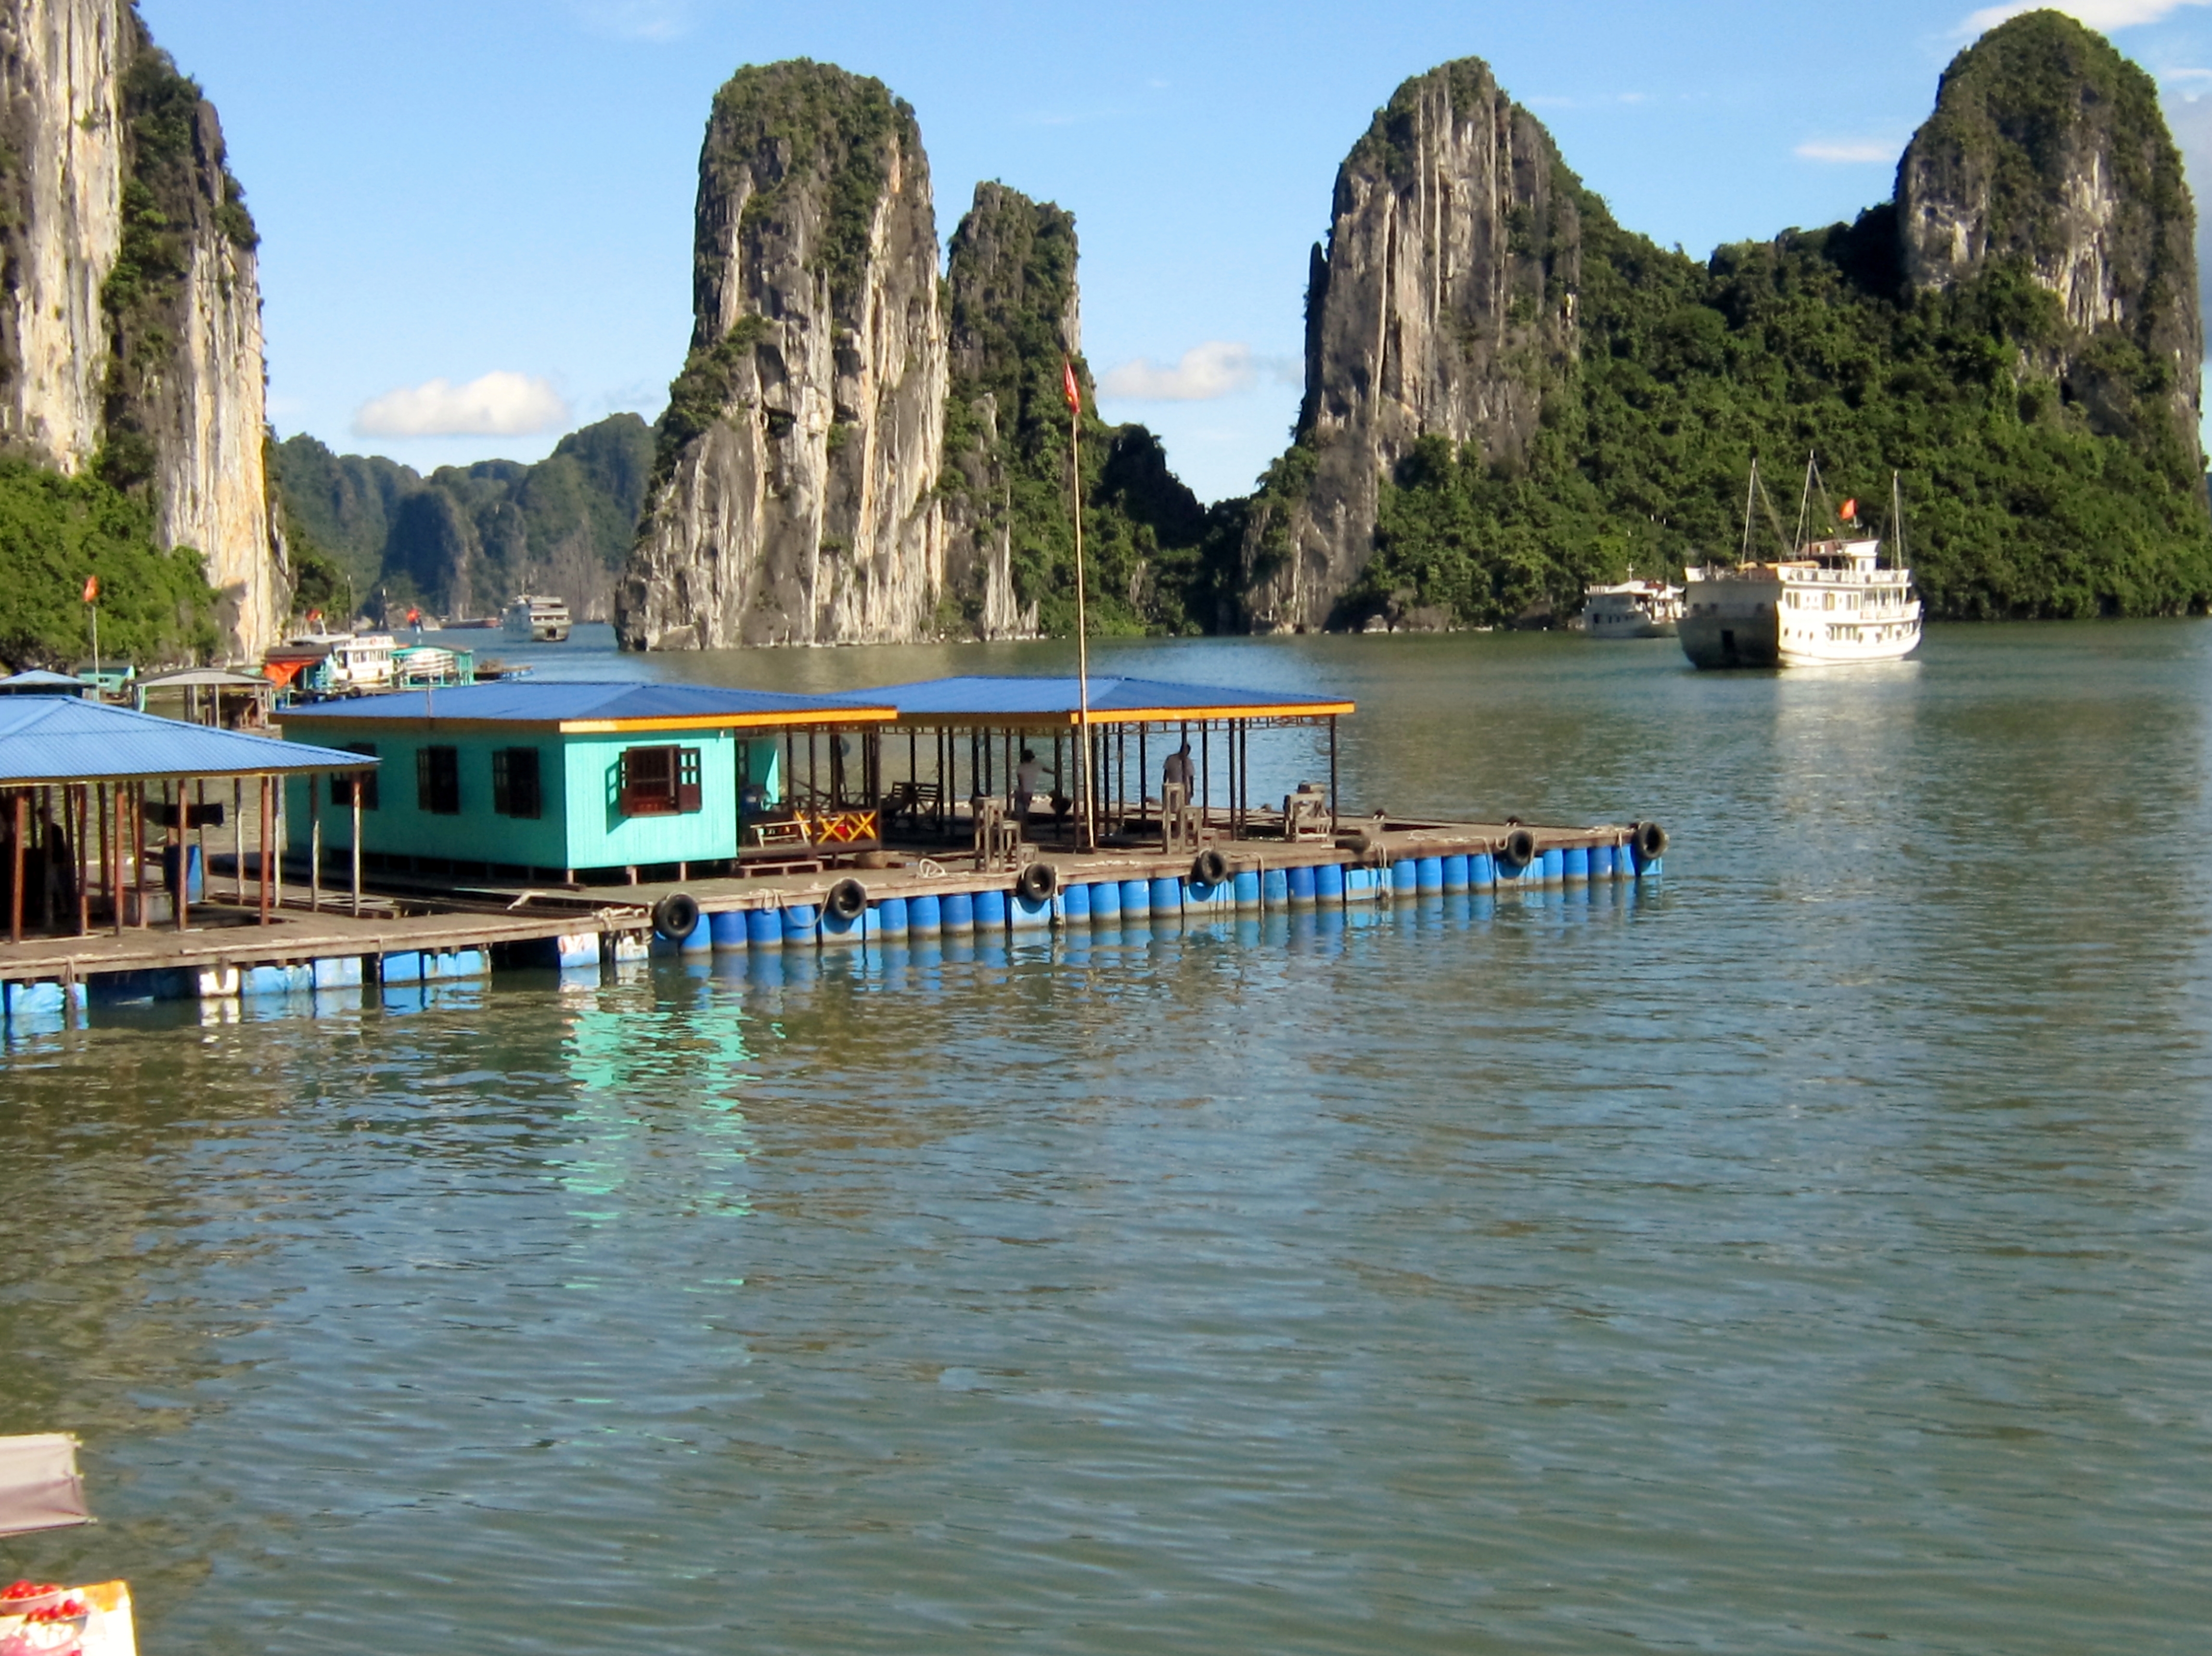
307;608;323;626
1061;361;1080;414
406;607;420;624
81;574;98;604
1840;498;1858;523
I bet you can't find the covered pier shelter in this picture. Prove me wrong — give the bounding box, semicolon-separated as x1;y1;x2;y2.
281;681;899;885
0;696;380;943
833;674;1357;850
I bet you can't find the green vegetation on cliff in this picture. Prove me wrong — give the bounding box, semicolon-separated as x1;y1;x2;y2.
0;461;214;668
1356;196;2212;624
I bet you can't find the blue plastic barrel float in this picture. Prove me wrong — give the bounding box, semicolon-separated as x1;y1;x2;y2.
1564;846;1591;883
1233;868;1261;909
941;891;976;933
1441;854;1470;893
876;895;910;937
1262;867;1289;906
710;910;747;951
1119;878;1151;919
1150;875;1182;915
974;888;1009;931
1315;862;1346;901
1416;855;1444;893
1590;842;1615;880
1287;863;1317;904
1541;848;1565;885
746;908;782;948
1088;880;1120;921
1470;852;1496;890
1059;881;1093;924
782;903;819;946
1391;860;1420;896
908;893;942;933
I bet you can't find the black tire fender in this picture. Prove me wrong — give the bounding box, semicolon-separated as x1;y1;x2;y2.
826;877;867;921
1191;848;1230;887
1502;828;1538;867
1016;862;1058;904
651;891;701;940
1635;821;1668;861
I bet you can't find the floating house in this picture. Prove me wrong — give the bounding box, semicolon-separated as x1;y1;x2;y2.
280;681;899;883
829;674;1358;841
0;695;379;941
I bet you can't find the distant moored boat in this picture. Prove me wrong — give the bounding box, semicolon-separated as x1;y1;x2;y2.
503;595;572;643
1582;580;1683;638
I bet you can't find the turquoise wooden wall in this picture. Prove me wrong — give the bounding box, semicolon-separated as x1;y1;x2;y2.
285;725;741;871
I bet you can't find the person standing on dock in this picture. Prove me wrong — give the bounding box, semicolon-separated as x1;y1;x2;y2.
1162;740;1196;849
1012;749;1043;825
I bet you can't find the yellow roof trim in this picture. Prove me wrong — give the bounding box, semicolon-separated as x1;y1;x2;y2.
555;709;895;733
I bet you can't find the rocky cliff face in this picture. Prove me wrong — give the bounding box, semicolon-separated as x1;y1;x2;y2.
0;0;283;659
1243;58;1582;632
1897;10;2202;471
937;181;1086;639
618;61;946;650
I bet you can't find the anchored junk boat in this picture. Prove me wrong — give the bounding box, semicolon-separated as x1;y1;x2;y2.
1582;580;1683;639
1680;460;1923;670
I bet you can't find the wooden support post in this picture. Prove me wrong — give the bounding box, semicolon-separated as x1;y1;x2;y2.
74;784;89;936
172;777;187;932
310;804;322;913
272;779;284;913
234;777;245;902
95;782;109;928
108;785;123;938
350;779;363;917
1200;722;1211;829
9;789;24;944
1328;715;1339;833
1138;726;1148;826
257;775;272;925
133;783;148;930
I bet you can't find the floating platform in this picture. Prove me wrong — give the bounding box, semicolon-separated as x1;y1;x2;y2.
0;818;1664;1029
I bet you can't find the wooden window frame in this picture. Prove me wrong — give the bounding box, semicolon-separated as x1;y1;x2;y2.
416;745;461;815
492;746;542;820
618;744;702;817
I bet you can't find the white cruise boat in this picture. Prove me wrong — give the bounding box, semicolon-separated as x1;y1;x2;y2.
268;630;397;694
504;595;572;643
1680;463;1923;670
1582;580;1683;639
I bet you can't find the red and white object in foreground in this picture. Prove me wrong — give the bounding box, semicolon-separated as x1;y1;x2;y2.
0;1581;134;1656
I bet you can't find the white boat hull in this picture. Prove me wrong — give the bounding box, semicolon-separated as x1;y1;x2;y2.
1589;617;1679;640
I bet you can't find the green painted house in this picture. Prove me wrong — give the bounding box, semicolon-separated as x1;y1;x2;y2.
282;681;894;881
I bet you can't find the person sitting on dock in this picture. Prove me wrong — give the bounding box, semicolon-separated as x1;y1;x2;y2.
1012;748;1043;824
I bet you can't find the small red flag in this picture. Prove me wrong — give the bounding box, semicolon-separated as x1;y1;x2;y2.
1840;498;1858;523
307;608;323;626
1061;360;1080;414
81;574;98;603
406;607;420;624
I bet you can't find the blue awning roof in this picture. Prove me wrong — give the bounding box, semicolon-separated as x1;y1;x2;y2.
278;680;896;730
0;670;90;695
825;674;1355;724
0;697;378;785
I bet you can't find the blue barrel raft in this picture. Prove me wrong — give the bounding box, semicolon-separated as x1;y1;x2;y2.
941;891;976;933
1088;880;1120;921
1058;881;1092;924
1287;863;1317;905
1417;855;1444;894
709;910;747;951
1442;854;1470;893
1315;863;1346;902
1262;867;1290;906
876;895;910;937
1590;842;1615;880
782;903;820;946
1541;848;1565;885
908;893;942;933
1233;869;1262;909
1391;860;1420;897
974;888;1009;931
1150;876;1181;915
1564;846;1591;883
1119;878;1151;919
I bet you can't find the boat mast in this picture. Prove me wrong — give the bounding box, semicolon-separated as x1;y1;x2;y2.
1740;460;1757;565
1890;471;1905;570
1793;451;1814;554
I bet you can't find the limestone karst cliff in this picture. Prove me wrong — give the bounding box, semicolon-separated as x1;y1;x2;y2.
1252;14;2212;628
1897;9;2203;479
0;0;284;660
1241;58;1582;633
617;60;946;650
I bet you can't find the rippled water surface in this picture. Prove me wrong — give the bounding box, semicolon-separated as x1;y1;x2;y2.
5;624;2212;1653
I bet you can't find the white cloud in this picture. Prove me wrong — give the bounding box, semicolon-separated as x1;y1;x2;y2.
1098;341;1261;402
1795;140;1901;164
1960;0;2210;34
353;372;572;439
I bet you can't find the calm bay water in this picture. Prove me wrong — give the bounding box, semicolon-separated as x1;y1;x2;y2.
4;623;2212;1653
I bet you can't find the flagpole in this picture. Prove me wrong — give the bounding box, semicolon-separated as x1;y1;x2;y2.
1068;363;1095;852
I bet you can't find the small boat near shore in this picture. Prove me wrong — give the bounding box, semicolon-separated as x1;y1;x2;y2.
1680;461;1923;670
503;595;571;643
1582;580;1683;639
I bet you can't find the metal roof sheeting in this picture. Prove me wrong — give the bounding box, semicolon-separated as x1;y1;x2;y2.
280;680;893;728
0;698;376;784
827;675;1355;724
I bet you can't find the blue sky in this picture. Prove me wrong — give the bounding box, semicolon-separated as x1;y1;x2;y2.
140;0;2212;503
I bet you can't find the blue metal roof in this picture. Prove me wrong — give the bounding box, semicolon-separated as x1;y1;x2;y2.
0;697;377;784
279;680;890;727
827;674;1355;723
0;670;90;695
